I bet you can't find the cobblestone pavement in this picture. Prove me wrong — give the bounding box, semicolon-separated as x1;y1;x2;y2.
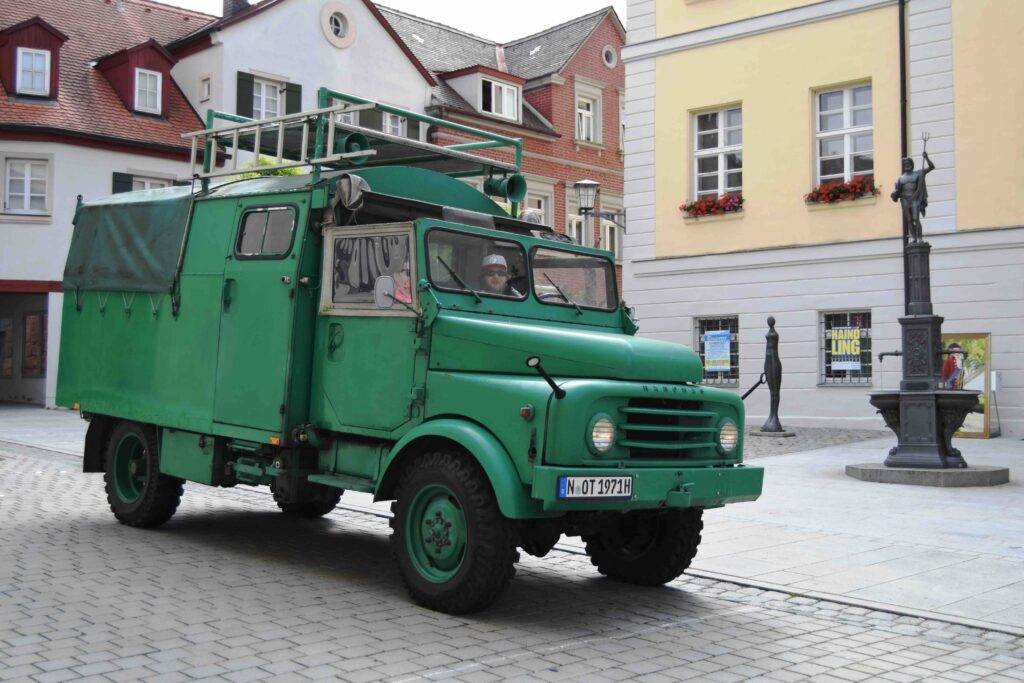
742;427;888;460
2;443;1023;682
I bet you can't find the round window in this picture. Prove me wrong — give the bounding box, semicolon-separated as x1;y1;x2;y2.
602;45;618;68
329;12;348;38
320;3;356;48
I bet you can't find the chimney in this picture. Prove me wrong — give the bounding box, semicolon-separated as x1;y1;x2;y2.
223;0;249;17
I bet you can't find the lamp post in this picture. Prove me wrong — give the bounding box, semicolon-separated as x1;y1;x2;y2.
573;179;626;248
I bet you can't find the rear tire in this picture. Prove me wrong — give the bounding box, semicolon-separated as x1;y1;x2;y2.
104;421;183;528
272;480;342;518
583;508;703;586
390;450;517;614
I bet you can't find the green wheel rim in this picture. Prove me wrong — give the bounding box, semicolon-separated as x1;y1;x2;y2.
112;433;148;504
405;483;467;583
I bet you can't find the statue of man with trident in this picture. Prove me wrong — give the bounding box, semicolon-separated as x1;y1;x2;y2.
891;133;936;242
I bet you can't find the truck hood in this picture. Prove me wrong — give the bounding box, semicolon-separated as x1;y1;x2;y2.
429;313;703;383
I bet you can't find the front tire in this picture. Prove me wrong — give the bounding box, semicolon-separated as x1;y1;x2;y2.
583;508;703;586
104;421;183;528
390;450;517;614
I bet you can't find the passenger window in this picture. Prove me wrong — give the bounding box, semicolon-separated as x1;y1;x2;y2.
331;233;412;305
236;207;296;258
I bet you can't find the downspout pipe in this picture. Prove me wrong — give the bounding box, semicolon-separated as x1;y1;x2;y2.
899;0;910;315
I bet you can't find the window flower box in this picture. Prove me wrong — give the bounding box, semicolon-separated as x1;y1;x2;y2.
680;192;743;218
804;176;879;205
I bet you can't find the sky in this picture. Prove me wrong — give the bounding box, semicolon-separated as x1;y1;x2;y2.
159;0;628;43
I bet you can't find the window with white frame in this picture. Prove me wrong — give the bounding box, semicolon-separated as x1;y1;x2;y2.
331;97;359;125
576;96;595;142
134;68;161;114
694;106;742;199
4;158;49;214
16;47;50;96
131;177;170;191
200;76;212;102
816;84;872;184
252;78;281;120
820;310;873;385
601;219;623;261
524;193;551;226
384;112;406;137
480;79;519;121
566;214;585;245
619;93;626;152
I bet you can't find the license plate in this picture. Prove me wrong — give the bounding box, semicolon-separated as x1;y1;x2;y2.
558;475;633;500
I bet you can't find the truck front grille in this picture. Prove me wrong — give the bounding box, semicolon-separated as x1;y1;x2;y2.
618;397;719;459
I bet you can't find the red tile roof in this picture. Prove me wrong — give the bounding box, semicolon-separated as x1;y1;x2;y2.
0;0;215;156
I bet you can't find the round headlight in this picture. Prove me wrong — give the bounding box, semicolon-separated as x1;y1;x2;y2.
590;416;616;453
718;419;739;453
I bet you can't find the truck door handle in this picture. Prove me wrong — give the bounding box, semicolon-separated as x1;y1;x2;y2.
281;276;292;285
327;323;343;358
222;278;235;311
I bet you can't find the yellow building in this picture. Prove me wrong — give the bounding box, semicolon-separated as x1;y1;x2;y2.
622;0;1024;437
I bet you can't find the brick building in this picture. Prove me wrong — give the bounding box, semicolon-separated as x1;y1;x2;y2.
379;6;626;268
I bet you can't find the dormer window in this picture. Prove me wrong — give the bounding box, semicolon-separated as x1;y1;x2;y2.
481;79;518;121
134;68;161;114
16;48;50;97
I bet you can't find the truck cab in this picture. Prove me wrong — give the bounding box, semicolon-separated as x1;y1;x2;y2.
57;91;762;613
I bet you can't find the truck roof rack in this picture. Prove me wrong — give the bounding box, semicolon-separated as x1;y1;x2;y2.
181;88;525;211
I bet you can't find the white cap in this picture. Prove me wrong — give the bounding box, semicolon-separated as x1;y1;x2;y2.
481;254;508;270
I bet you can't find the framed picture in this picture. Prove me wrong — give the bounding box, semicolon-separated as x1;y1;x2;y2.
941;332;990;438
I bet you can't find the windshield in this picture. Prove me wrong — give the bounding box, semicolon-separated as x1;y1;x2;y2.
532;246;617;311
426;229;528;300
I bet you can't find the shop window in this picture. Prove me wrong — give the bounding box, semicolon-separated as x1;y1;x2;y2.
820;310;873;384
696;316;739;385
0;318;13;378
22;312;46;378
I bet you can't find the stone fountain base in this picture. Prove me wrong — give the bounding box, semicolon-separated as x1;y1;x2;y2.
869;389;980;468
845;462;1009;487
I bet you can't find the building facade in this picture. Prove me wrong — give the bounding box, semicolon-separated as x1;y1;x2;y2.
622;0;1024;437
0;0;210;406
380;7;626;269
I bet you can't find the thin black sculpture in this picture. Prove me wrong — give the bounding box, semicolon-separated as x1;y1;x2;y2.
761;316;784;432
890;134;935;243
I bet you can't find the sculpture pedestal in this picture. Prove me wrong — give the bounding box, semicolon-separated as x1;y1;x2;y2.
845;463;1009;487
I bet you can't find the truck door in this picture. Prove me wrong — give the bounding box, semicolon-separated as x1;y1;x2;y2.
311;223;420;435
213;200;305;433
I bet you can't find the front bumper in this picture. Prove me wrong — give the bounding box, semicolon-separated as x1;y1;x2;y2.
530;464;763;512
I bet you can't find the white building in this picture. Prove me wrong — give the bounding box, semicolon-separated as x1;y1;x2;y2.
0;1;210;406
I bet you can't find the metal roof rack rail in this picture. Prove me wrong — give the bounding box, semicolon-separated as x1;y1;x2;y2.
181;88;525;214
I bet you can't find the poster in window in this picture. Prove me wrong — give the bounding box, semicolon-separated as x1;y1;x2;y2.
941;333;991;438
0;318;12;378
830;326;862;371
22;312;46;378
703;330;732;373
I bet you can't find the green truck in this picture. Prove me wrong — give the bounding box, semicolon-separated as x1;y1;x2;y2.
57;91;763;613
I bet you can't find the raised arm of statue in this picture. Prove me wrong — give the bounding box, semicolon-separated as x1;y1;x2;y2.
923;151;935;174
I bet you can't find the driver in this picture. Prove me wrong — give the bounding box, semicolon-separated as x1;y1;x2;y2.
480;254;521;297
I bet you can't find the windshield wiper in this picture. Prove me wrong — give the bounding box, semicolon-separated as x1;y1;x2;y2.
437;256;482;303
544;273;582;315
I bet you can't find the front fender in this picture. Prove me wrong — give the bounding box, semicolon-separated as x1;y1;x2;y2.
377;418;553;519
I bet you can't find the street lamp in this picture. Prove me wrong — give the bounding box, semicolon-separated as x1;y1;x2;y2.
572;179;626;249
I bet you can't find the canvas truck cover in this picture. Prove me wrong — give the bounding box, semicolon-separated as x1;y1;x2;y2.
63;186;193;293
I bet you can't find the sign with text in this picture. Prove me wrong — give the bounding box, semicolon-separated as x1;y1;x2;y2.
830;326;861;371
704;330;732;373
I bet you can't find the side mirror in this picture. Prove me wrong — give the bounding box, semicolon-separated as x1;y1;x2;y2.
373;275;396;309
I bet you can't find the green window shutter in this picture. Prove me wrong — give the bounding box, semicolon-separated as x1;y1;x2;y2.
361;108;383;132
285;83;302;114
112;172;134;194
236;72;254;118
